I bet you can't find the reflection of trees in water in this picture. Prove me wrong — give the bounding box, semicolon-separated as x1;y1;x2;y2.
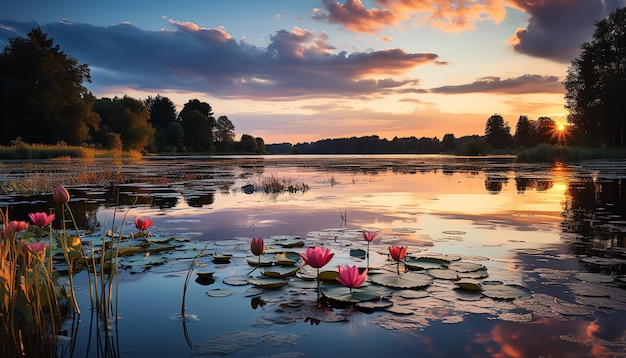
563;177;626;252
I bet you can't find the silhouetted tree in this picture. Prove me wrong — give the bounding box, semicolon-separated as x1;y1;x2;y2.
485;114;512;149
238;134;258;153
514;115;536;148
146;95;177;151
535;116;558;145
180;99;215;152
214;115;235;151
0;28;100;145
564;7;626;147
442;133;456;152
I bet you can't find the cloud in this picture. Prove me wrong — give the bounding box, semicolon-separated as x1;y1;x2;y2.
313;0;508;33
507;0;626;62
0;19;438;99
429;74;564;94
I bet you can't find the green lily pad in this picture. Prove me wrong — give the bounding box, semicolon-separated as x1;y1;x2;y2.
119;255;167;269
350;249;367;259
248;277;289;289
448;262;485;273
429;269;458;280
574;272;614;283
274;238;305;248
482;284;531;300
206;288;234;297
246;255;274;266
261;265;300;278
453;278;483;291
212;254;232;264
405;257;445;271
320;285;392;303
273;252;300;266
368;272;433;289
411;256;450;266
318;270;339;282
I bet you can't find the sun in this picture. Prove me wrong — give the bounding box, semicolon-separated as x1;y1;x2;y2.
557;124;566;132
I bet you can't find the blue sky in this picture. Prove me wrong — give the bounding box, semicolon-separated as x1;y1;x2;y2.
1;0;624;143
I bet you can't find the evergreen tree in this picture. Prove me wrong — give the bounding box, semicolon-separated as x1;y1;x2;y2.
0;28;99;145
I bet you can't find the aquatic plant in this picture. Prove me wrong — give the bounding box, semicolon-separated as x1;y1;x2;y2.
361;230;379;270
389;245;407;274
336;265;368;293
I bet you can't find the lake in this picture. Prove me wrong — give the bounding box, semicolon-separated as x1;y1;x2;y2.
1;155;625;357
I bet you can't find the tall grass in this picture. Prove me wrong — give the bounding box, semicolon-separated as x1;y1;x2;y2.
516;143;626;163
0;143;142;160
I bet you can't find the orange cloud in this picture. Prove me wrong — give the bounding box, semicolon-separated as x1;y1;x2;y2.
314;0;509;33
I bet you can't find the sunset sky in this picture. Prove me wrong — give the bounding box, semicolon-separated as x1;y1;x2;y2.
1;1;624;144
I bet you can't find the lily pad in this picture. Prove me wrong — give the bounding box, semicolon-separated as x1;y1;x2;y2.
274;252;300;266
428;269;458;280
320;285;392;303
369;272;433;289
448;262;485;273
248;277;289;289
246;255;274;266
574;272;614;283
119;255;167;269
206;288;234;297
274;238;305;248
261;265;299;278
482;284;531;300
350;249;367;259
453;278;483;291
405;257;445;271
212;254;232;264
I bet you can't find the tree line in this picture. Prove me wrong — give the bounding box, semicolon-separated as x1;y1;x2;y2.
0;28;266;154
2;6;626;155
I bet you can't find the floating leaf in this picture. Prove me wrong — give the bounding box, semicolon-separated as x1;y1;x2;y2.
482;284;531;300
248;277;289;289
320;285;392;303
119;255;167;269
274;238;305;248
223;275;250;286
453;279;483;291
246;255;274;266
405;257;445;271
396;289;429;299
318;270;339;282
574;272;614;283
369;272;433;289
212;254;232;264
274;252;300;266
428;269;458;280
261;265;299;278
448;262;485;273
206;288;233;297
196;271;214;279
350;249;367;259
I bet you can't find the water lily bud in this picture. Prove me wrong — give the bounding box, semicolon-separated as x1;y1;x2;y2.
52;186;70;204
250;237;265;256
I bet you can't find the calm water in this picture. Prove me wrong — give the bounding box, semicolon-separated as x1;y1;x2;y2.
2;155;626;357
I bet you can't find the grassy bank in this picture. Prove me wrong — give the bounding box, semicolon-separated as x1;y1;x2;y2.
516;143;626;162
0;144;142;160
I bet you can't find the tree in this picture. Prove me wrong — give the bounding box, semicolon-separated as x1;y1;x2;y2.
0;27;100;145
514;115;535;148
535;116;558;145
94;96;155;152
214;115;235;151
146;95;177;151
484;114;512;149
442;133;456;152
180;99;215;152
564;7;626;147
237;134;258;153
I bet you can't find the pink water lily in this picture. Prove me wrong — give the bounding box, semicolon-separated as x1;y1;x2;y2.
362;230;380;270
299;247;334;269
2;220;28;239
362;231;379;242
389;245;407;274
250;237;265;256
24;241;49;254
336;265;368;292
134;216;153;233
29;212;56;227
